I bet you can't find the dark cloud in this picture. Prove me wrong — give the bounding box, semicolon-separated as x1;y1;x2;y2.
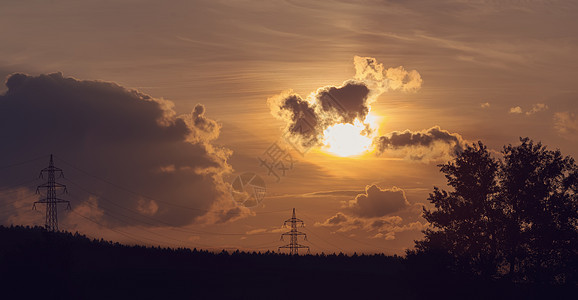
316;212;427;241
316;81;371;124
269;81;372;150
0;72;247;227
269;57;463;162
277;93;320;147
268;56;423;153
375;126;466;161
267;56;466;162
315;184;428;240
325;212;348;225
346;185;410;218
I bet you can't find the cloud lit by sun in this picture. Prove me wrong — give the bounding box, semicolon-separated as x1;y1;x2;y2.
322;113;380;157
322;121;373;157
268;56;464;162
267;56;419;156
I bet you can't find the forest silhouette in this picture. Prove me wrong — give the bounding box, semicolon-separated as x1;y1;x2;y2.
1;138;576;299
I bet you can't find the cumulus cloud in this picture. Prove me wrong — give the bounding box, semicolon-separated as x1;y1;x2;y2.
509;106;523;114
374;126;466;161
316;185;428;240
268;56;422;152
345;185;410;218
316;212;428;241
269;57;466;161
481;102;490;108
0;72;249;227
554;111;578;136
509;103;548;115
268;81;373;150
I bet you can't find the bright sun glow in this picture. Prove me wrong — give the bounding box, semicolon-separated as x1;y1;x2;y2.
322;119;376;157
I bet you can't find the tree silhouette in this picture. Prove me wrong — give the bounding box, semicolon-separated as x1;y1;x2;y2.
500;138;578;283
414;138;578;284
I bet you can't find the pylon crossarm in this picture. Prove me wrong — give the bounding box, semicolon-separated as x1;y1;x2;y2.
36;182;67;189
41;166;63;173
53;198;70;203
284;218;305;224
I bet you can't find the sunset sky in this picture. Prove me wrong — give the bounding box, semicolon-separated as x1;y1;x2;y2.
1;0;577;255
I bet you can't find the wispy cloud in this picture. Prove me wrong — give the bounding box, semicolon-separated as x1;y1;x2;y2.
554;112;578;137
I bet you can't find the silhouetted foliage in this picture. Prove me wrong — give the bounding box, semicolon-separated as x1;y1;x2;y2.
3;225;573;299
414;138;578;285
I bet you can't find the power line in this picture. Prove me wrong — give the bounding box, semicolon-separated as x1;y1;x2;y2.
301;225;344;253
70;210;149;245
0;178;39;193
299;212;400;253
0;155;47;172
0;193;40;209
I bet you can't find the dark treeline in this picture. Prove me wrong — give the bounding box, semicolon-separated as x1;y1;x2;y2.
0;225;574;300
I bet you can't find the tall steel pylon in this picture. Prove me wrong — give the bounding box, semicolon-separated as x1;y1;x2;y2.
279;208;310;255
33;154;70;232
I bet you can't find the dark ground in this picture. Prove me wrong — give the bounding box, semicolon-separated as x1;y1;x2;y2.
0;225;574;299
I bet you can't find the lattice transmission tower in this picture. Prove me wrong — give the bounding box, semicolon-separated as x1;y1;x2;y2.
33;154;70;231
279;208;310;255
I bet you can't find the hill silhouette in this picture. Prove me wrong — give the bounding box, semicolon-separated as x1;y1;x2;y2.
0;225;574;299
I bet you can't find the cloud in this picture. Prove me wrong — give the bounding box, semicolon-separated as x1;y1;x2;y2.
526;103;548;115
316;212;428;241
374;126;466;161
554;111;578;136
268;81;374;150
324;212;349;225
481;102;490;108
302;190;363;198
245;226;286;235
353;56;423;93
0;72;249;227
269;57;467;161
268;56;421;152
345;185;410;218
315;184;428;240
508;103;548;115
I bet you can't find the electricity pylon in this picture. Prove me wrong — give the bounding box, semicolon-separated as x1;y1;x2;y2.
33;154;70;231
279;208;310;255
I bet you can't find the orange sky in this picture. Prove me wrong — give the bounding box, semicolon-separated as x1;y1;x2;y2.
1;0;577;255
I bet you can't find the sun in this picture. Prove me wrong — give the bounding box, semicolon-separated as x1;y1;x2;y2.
322;118;376;157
